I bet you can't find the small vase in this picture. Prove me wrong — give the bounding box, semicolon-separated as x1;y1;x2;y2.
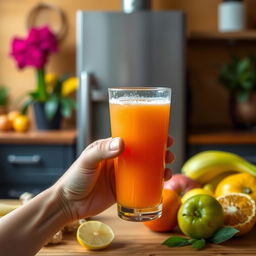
33;102;61;130
230;92;256;130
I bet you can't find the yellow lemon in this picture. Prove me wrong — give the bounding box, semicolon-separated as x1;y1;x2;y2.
182;188;214;203
61;77;78;96
45;73;58;93
13;115;30;132
7;111;20;125
77;221;114;250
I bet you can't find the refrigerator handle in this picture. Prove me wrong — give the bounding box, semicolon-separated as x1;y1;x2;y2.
77;71;92;156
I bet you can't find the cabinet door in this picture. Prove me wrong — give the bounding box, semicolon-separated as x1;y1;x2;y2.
0;144;75;185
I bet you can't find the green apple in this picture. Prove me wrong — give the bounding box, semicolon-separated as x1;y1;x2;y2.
178;194;224;239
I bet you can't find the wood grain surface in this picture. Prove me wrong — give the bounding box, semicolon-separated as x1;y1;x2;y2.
0;129;76;144
189;30;256;41
188;129;256;144
37;204;256;256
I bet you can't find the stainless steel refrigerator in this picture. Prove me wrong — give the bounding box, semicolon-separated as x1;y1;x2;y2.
76;4;186;172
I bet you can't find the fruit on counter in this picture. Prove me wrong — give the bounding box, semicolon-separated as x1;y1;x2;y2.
7;110;20;125
182;151;256;184
215;173;256;200
13;114;30;132
0;114;12;131
164;174;201;197
144;189;181;232
77;221;114;250
217;193;256;236
181;187;214;204
206;171;236;190
178;194;224;239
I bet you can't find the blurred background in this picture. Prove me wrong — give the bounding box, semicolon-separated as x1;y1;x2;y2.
1;0;256;198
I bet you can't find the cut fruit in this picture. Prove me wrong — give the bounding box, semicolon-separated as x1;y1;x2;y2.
217;193;256;236
76;221;114;250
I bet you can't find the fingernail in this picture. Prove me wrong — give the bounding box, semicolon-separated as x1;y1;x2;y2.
109;138;120;151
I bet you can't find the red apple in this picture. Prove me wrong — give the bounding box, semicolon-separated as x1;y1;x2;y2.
164;174;201;197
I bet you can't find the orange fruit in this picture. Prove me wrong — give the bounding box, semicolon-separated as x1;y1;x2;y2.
0;115;12;131
13;115;30;132
215;173;256;201
144;189;181;232
217;193;256;236
7;111;20;125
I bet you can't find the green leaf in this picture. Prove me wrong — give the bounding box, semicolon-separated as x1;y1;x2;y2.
53;80;62;94
21;98;34;115
36;68;48;101
192;239;206;250
237;90;250;103
237;58;250;74
59;72;70;83
29;91;41;101
240;80;253;90
60;97;76;118
210;227;239;244
45;96;59;120
218;55;256;93
0;86;8;106
162;236;191;247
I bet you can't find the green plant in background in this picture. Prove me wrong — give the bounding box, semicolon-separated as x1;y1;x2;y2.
21;73;77;120
10;26;77;121
219;56;256;103
0;86;8;106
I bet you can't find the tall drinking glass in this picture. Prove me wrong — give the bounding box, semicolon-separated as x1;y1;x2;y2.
108;87;171;221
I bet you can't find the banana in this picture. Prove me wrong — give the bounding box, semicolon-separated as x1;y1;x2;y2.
207;171;237;189
182;151;256;184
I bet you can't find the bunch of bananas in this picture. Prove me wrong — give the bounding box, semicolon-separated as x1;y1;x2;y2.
182;151;256;187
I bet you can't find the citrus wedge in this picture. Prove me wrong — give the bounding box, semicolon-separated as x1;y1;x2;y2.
76;221;114;250
217;192;256;236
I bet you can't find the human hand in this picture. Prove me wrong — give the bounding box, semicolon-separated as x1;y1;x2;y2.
54;136;174;221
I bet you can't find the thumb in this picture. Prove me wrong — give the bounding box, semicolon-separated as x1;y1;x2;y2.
79;137;124;169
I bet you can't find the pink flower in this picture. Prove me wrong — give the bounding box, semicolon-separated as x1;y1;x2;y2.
11;38;27;68
10;26;58;69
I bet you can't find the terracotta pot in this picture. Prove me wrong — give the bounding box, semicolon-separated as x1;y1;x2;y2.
231;92;256;129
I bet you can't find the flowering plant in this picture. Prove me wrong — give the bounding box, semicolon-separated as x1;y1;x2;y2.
10;26;76;120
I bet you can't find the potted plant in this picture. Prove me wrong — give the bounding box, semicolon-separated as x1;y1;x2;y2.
10;26;76;130
0;86;8;115
219;55;256;129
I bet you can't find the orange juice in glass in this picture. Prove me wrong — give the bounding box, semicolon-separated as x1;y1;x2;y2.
108;87;171;221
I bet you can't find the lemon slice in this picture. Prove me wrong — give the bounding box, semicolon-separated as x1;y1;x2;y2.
77;221;114;250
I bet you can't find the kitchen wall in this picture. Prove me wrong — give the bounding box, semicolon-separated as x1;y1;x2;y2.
1;0;256;128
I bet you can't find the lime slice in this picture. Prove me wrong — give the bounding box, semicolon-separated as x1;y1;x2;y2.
76;221;114;250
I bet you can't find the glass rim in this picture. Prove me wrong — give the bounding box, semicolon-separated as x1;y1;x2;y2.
108;87;171;92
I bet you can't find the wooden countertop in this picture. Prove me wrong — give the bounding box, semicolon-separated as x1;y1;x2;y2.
1;128;256;146
0;130;77;145
36;204;256;256
188;129;256;145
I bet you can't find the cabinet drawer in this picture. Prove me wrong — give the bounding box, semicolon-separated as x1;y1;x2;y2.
0;144;75;184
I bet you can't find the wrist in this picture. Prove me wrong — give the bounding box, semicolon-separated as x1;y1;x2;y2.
51;185;77;222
